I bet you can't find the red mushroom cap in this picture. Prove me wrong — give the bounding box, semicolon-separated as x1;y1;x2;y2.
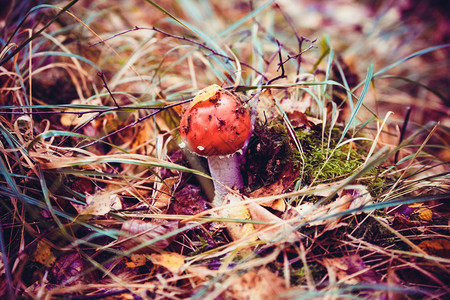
180;86;251;156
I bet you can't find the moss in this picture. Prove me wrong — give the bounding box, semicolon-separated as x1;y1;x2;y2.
295;125;365;185
290;262;327;285
294;124;394;198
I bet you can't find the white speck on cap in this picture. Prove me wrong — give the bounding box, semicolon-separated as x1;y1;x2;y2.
197;146;205;151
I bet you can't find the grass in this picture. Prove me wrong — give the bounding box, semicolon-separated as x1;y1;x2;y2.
1;0;449;299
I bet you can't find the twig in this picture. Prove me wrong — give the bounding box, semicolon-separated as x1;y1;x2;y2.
395;106;412;163
266;40;287;85
98;72;120;108
79;98;191;149
61;289;130;300
274;3;315;76
90;26;268;80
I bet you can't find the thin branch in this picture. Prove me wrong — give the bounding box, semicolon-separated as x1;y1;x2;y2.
90;26;268;80
395;106;412;163
78;98;191;149
266;40;287;85
98;72;120;108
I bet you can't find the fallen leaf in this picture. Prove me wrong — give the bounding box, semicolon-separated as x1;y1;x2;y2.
119;219;178;253
60;98;102;127
286;185;372;233
248;162;299;212
130;120;154;154
254;89;279;122
279;87;313;114
408;202;424;208
288;193;352;228
190;84;221;107
149;252;185;274
219;193;257;242
32;240;56;267
224;267;288;300
393;202;434;223
246;201;300;243
414;207;433;222
125;254;147;268
51;252;89;285
72;191;122;215
151;177;179;209
170;184;209;215
417;239;450;258
322;254;379;285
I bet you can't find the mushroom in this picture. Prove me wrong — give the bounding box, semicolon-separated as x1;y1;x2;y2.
180;84;252;206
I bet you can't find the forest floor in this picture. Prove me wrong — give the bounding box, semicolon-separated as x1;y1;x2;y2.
0;0;449;299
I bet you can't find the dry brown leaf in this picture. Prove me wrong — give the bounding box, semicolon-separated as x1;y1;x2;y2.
248;163;299;212
130;120;153;154
417;239;450;258
289;193;352;228
119;219;178;253
60;99;102;127
322;254;379;285
287;185;372;232
149;252;185;275
152;177;179;209
279;88;313;114
254;89;280;123
246;201;300;243
72;191;122;215
225;267;287;300
50;252;89;286
170;184;209;216
407;202;433;222
249;181;287;212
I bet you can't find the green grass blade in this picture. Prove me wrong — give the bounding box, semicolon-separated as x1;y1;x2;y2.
338;64;374;145
218;0;275;37
0;0;79;66
27;130;129;153
31;51;100;71
374;44;450;77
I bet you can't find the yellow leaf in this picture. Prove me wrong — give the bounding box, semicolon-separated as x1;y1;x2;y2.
418;239;450;258
125;254;147;268
32;240;56;267
221;193;257;242
149;252;185;274
414;207;433;222
270;198;286;212
190;84;221;107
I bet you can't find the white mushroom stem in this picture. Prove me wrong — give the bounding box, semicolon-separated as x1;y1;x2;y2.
207;154;243;207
